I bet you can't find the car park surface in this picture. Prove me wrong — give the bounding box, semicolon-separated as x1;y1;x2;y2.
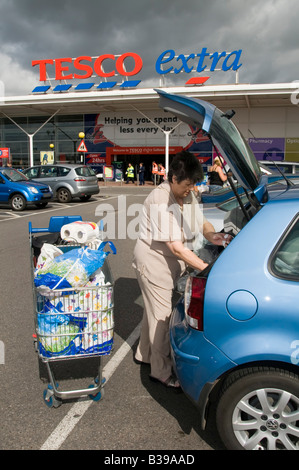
23;164;99;203
0;167;53;211
157;90;299;451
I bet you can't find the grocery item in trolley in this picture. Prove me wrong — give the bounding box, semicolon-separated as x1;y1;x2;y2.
60;221;100;243
34;237;116;359
36;266;114;357
34;240;116;290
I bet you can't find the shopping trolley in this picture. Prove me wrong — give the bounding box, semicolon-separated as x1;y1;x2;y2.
29;216;115;408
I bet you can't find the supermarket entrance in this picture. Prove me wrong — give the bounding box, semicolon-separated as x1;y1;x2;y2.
106;146;183;182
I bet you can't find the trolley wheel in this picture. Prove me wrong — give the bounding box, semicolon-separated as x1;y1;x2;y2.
88;377;106;401
43;384;62;408
88;385;104;402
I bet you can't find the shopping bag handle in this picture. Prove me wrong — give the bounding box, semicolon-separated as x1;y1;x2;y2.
98;240;117;254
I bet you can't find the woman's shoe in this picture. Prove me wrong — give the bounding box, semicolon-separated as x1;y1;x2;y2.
149;375;181;390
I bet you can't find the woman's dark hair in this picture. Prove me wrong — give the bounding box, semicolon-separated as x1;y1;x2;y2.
168;151;204;183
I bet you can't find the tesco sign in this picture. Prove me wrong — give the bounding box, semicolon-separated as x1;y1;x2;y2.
32;48;242;83
32;53;143;81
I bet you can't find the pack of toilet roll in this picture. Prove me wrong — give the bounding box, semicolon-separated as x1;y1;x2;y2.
60;221;100;244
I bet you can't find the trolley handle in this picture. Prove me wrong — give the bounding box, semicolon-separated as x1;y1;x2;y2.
29;216;83;235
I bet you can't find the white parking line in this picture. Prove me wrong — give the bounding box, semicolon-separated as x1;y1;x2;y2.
40;322;141;450
0;197;115;223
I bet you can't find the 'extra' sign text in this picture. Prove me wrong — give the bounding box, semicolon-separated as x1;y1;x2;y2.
155;48;242;74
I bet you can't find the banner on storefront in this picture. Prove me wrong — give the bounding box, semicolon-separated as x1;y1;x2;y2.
248;138;285;161
285;138;299;162
40;151;54;165
0;148;10;159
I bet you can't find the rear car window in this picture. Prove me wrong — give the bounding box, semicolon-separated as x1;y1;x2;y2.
75;166;96;177
270;216;299;280
40;166;58;178
58;167;71;177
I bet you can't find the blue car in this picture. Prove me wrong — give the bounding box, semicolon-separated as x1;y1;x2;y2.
0;167;53;211
157;90;299;451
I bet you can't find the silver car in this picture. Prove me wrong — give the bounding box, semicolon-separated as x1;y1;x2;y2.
23;164;99;203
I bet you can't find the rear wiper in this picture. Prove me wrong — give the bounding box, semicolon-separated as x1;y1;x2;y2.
269;161;294;187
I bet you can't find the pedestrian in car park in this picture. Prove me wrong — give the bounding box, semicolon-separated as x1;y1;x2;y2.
138;162;145;185
207;156;227;191
125;163;135;183
151;161;158;184
133;151;232;389
157;163;166;184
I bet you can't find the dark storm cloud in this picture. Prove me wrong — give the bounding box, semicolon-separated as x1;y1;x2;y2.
0;0;298;94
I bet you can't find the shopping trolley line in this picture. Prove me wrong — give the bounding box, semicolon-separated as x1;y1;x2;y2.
40;322;142;451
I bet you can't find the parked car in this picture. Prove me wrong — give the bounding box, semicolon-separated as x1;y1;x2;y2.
157;90;299;451
200;162;299;204
260;160;299;175
23;164;99;203
0;167;53;211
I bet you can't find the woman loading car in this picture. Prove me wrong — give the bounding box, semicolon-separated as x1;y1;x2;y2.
133;151;232;389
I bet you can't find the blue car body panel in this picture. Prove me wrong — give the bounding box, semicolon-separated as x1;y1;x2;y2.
170;299;237;403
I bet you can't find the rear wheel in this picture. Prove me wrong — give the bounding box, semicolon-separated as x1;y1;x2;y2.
216;367;299;450
56;187;71;203
11;194;26;211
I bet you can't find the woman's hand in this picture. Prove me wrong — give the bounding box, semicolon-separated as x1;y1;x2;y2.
206;231;233;247
203;221;232;247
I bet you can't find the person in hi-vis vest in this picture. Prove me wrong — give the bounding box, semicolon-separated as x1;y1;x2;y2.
152;161;158;184
126;163;135;183
157;164;166;184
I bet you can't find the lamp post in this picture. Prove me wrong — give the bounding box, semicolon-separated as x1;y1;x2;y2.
78;131;85;164
49;143;54;163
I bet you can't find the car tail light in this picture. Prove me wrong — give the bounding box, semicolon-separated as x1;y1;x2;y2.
184;276;206;330
74;177;86;181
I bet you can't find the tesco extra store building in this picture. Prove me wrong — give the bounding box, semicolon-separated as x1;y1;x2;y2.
0;48;299;180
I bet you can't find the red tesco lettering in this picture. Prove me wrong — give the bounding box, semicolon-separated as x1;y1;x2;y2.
32;53;143;81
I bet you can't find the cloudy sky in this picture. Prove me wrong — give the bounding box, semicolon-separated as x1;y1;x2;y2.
0;0;298;96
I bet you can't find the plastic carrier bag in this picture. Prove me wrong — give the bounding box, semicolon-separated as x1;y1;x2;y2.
37;300;84;357
34;241;116;290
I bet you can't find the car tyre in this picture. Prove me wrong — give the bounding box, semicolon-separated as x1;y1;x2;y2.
10;194;26;211
216;367;299;450
56;188;72;203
